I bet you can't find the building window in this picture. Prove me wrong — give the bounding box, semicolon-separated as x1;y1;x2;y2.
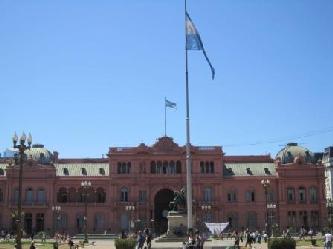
139;190;147;203
169;161;176;174
0;189;3;202
309;187;318;204
118;162;131;174
99;168;105;175
310;211;319;228
163;161;168;174
287;211;297;227
227;191;237;202
120;187;128;202
96;188;106;203
57;188;68;203
0;169;4;176
25;188;33;204
203;187;213;202
176;161;182;174
287;188;295;203
299;187;306;203
14;189;18;203
37;189;46;204
63;168;69;175
150;161;156;174
245;190;255;202
200;161;215;174
81;168;87;176
156;161;162;174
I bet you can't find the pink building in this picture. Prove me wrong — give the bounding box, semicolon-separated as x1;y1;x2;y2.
0;137;327;235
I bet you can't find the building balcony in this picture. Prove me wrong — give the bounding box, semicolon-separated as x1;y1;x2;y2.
9;200;48;208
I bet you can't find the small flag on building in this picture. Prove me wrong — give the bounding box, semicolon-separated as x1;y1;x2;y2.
165;99;177;109
186;11;215;80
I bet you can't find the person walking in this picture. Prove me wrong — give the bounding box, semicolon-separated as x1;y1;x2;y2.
324;230;332;249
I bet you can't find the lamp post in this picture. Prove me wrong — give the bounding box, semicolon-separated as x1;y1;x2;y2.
12;132;32;249
125;205;135;234
261;179;270;235
81;180;92;244
52;206;61;235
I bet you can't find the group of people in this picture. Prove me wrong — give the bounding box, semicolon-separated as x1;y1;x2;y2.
182;230;205;249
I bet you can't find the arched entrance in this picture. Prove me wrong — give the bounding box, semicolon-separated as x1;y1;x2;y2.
154;189;174;235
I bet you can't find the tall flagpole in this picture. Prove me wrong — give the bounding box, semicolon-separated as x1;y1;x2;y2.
164;97;167;136
185;0;193;231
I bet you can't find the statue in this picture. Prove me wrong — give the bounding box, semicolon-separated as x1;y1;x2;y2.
169;188;186;212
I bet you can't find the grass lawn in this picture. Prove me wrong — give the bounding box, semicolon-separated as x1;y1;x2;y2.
296;238;324;247
0;241;67;249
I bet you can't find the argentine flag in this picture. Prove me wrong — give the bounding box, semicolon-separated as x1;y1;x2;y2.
186;11;215;80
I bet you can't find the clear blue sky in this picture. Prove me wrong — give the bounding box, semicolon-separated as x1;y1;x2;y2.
1;0;333;158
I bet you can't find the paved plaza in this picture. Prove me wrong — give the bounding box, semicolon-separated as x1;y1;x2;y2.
67;238;318;249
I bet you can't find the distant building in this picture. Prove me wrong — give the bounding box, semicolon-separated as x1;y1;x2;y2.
0;137;327;235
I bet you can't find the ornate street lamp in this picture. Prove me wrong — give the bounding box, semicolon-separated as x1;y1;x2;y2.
12;132;32;249
125;205;135;234
52;206;61;235
261;179;270;235
81;180;92;244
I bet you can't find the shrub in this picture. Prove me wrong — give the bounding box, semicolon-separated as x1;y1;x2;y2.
115;238;136;249
311;239;317;246
268;237;296;249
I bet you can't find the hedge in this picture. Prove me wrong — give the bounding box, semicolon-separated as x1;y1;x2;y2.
115;238;136;249
268;237;296;249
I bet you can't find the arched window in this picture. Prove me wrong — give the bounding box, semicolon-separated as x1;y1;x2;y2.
176;161;182;174
37;189;46;204
169;161;176;174
299;187;306;203
309;187;318;204
120;187;128;202
96;188;106;203
162;161;168;174
57;188;67;203
150;161;156;174
156;161;162;174
25;188;33;204
203;187;213;202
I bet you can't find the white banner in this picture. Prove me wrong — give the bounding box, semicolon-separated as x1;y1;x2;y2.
204;222;229;234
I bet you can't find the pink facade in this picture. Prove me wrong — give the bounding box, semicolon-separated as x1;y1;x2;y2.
0;137;327;235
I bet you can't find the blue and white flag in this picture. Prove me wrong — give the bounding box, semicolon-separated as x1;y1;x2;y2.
186;11;215;80
165;99;177;109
